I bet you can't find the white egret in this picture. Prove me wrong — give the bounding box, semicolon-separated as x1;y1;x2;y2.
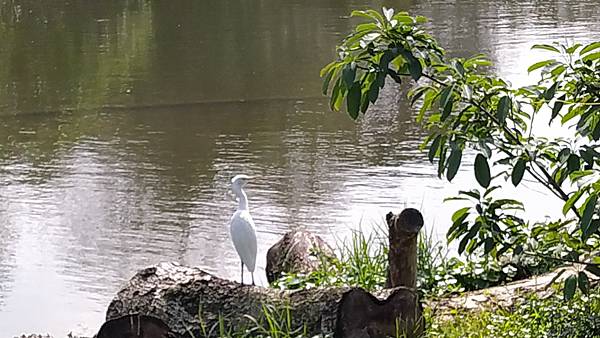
229;174;257;285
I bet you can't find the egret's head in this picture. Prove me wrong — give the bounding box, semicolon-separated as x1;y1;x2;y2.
231;174;251;189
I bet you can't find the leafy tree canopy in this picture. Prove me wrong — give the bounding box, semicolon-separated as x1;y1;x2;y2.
321;7;600;299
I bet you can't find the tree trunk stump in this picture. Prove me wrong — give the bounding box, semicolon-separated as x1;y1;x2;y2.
386;208;424;289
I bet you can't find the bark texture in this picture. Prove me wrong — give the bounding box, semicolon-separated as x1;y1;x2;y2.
385;209;424;289
266;230;335;283
96;314;170;338
106;262;422;338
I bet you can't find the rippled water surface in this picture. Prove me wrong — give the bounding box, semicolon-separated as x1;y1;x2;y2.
1;0;599;335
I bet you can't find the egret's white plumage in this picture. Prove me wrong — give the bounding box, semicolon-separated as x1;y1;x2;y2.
229;174;257;285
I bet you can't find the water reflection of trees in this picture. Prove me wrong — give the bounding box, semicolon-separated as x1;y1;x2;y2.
0;0;152;115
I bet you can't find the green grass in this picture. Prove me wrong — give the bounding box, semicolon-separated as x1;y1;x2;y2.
426;287;600;338
271;227;388;292
191;304;309;338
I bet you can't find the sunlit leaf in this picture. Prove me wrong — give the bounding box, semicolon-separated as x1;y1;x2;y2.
452;207;470;222
532;44;560;53
583;52;600;62
563;189;585;216
581;41;600;55
527;59;555;73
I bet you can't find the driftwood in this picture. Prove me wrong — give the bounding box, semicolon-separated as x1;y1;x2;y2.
106;208;425;337
266;230;335;283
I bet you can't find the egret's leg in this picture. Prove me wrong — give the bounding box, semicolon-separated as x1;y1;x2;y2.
251;272;255;286
240;262;244;285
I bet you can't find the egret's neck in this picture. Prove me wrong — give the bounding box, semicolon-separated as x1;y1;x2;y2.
233;186;249;210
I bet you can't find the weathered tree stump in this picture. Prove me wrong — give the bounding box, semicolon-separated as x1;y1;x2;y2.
385;208;424;289
266;230;335;283
106;262;422;338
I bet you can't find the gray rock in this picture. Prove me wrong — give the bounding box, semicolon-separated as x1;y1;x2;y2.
266;230;335;283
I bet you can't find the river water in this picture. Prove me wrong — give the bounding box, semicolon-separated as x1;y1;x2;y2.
0;0;599;336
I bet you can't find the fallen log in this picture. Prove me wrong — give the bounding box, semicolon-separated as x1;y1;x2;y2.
106;262;422;337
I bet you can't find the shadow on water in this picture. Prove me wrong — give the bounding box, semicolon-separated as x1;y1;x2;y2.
0;0;600;336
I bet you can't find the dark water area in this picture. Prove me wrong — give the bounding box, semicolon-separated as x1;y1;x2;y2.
0;0;599;336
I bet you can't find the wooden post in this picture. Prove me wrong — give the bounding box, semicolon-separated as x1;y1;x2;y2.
385;208;424;289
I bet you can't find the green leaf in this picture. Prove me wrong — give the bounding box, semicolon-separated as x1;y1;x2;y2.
415;15;427;24
474;154;491;188
459;189;481;200
583;52;600;63
543;82;558;101
532;44;560;53
368;81;380;103
580;194;598;237
563;189;585;215
342;62;357;88
458;234;470;255
452;207;470;222
550;64;566;77
346;82;362;120
551;95;565;123
578;271;590;294
446;147;462;182
527;59;555;73
581;41;600;55
439;85;455;120
329;78;343;111
428;135;442;163
511;158;526;186
399;49;422;81
320;60;337;77
442;95;455;120
454;60;465;76
567;154;580;173
562;107;580;124
584;220;600;240
564;274;577;300
496;96;511;123
483;237;494;254
360;90;370;113
322;69;335;95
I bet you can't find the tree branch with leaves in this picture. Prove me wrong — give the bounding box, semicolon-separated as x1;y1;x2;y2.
321;7;600;299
